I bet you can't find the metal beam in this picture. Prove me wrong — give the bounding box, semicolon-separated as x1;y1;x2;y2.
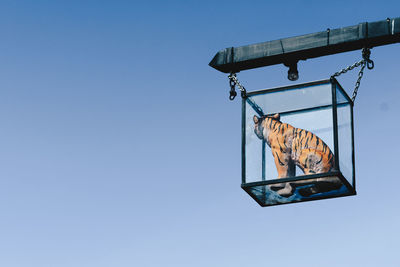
209;17;400;73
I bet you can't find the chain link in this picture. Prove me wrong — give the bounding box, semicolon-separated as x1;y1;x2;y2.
352;61;366;102
228;73;246;100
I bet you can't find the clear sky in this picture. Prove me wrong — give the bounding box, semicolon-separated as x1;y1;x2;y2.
0;1;399;266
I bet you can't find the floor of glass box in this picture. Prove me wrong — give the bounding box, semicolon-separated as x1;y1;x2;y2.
245;176;352;206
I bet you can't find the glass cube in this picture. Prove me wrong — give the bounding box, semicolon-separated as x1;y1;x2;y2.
241;79;356;206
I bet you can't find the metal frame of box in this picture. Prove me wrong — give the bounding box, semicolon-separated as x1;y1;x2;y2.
241;78;356;206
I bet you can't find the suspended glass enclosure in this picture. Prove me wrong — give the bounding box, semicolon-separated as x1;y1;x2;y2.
242;79;356;206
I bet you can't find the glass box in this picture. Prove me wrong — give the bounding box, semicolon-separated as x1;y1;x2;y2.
241;79;356;206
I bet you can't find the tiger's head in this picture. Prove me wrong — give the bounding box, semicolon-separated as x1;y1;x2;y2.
253;113;281;140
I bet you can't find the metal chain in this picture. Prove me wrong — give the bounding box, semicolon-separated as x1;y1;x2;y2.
227;73;265;115
352;62;366;102
331;47;374;103
228;73;246;100
331;59;365;78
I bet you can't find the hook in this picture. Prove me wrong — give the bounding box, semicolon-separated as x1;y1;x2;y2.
362;48;374;70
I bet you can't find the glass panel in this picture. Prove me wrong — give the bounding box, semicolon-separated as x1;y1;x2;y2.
249;82;332;115
245;102;263;182
336;86;353;186
245;176;352;206
336;85;350;105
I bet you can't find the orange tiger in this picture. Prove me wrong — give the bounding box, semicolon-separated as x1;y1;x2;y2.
253;113;341;197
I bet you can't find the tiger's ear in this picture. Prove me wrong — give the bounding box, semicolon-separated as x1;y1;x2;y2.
253;115;259;124
272;113;280;121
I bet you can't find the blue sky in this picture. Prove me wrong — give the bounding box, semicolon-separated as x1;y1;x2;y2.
0;1;399;266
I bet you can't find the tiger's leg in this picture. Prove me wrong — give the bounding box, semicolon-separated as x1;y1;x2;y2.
271;148;293;178
297;149;316;175
299;149;334;174
269;148;295;197
296;149;342;196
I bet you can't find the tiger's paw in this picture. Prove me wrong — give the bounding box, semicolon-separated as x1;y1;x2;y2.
275;183;295;198
270;183;286;191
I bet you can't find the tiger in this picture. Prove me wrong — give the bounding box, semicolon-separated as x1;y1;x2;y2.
253;113;342;197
